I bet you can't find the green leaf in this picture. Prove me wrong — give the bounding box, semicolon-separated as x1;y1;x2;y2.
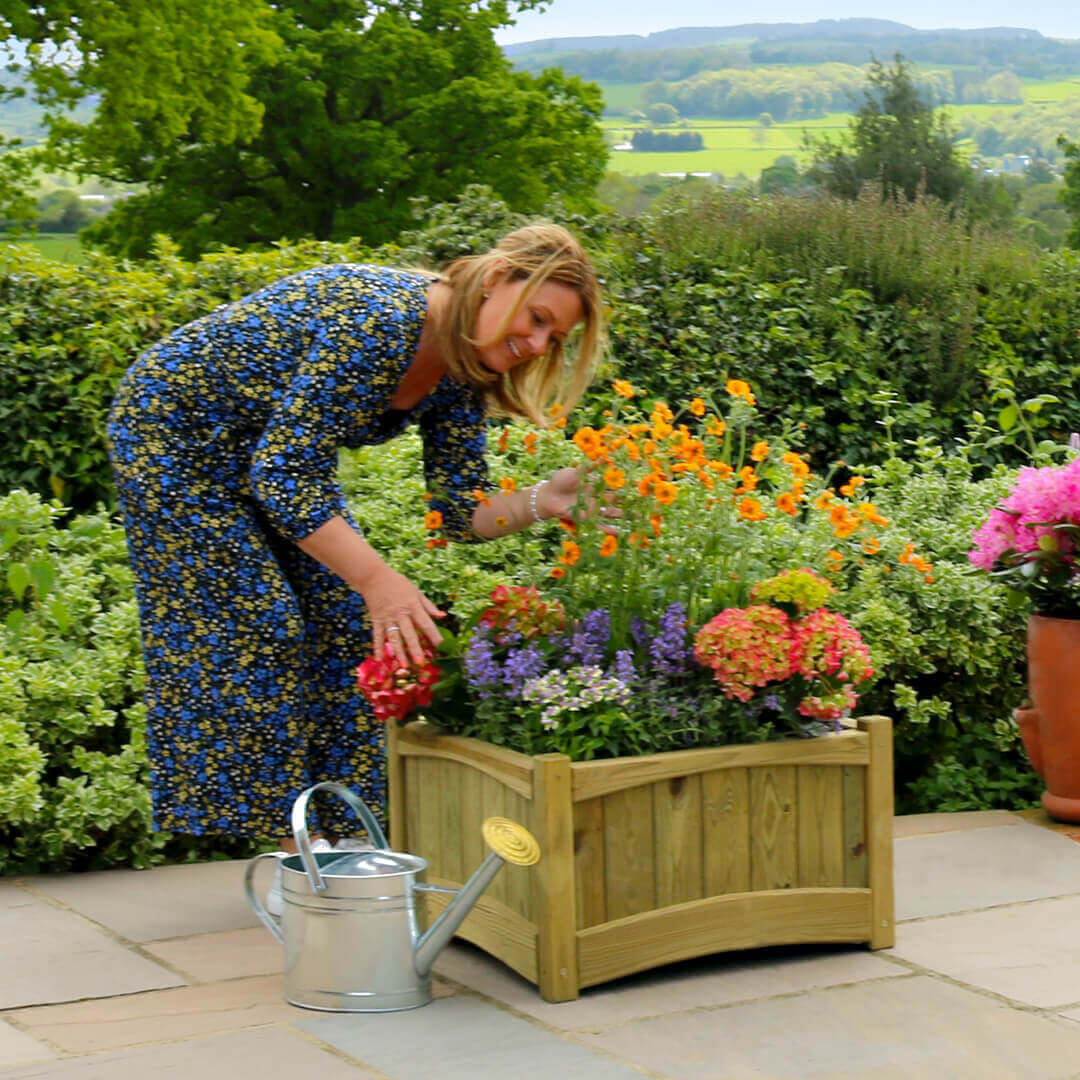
997;404;1019;432
30;559;55;600
7;562;30;602
5;608;26;632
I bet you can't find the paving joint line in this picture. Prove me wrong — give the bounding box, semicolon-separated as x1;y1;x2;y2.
14;879;202;986
896;887;1080;924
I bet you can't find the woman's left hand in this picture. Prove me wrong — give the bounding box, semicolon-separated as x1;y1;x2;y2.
539;467;622;532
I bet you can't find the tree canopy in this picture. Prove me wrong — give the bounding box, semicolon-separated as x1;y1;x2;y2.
806;55;971;206
1061;137;1080;250
1;0;607;255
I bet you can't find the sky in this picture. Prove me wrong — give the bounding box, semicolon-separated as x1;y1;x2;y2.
493;2;1080;46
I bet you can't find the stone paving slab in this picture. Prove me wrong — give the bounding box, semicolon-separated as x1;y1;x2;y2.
0;884;182;1010
895;823;1080;921
893;810;1025;838
8;975;305;1055
434;940;907;1032
0;1026;380;1079
298;993;650;1079
577;974;1080;1080
24;860;258;943
0;1021;54;1069
888;894;1080;1009
141;927;281;982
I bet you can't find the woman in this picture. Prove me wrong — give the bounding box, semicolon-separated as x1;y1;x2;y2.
107;223;604;847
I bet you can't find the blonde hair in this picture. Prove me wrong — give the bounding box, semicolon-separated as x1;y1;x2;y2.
435;223;605;425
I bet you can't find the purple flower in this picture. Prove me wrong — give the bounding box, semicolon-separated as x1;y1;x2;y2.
763;694;781;711
565;609;611;667
502;643;547;696
613;649;636;684
650;602;690;677
630;616;650;650
464;631;501;698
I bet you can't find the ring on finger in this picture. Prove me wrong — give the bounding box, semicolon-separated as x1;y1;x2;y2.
386;625;400;634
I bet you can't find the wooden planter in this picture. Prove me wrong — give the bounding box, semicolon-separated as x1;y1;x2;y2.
387;716;894;1003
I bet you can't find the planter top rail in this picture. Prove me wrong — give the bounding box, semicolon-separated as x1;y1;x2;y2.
399;718;885;803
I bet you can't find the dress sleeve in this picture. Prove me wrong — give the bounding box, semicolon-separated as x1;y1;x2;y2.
249;310;416;542
418;382;491;544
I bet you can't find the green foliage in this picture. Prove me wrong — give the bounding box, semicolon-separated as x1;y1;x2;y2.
0;235;373;511
63;1;607;258
598;187;1080;470
807;55;972;207
1062;136;1080;249
631;129;704;152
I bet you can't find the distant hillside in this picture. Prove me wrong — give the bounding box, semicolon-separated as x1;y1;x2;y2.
507;20;1080;88
503;19;1047;57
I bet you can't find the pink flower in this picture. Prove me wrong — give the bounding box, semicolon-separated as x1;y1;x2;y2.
693;605;793;701
356;644;441;723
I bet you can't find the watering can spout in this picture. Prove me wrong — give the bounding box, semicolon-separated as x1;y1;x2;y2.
414;818;541;978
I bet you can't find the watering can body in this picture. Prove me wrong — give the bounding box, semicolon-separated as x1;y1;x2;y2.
244;781;539;1012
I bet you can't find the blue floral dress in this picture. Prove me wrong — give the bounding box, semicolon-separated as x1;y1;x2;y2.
107;265;488;839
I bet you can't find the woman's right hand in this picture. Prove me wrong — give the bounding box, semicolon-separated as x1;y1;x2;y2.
359;564;445;667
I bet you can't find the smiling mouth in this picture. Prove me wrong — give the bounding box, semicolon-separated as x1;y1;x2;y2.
508;340;522;360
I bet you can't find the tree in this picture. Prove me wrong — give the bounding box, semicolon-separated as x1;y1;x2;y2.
806;54;972;206
1;1;607;256
646;102;680;125
1060;136;1080;249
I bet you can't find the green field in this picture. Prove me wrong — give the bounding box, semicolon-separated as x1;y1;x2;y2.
2;234;84;264
599;72;1080;179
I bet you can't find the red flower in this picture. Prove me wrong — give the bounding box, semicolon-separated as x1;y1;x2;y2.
356;643;441;723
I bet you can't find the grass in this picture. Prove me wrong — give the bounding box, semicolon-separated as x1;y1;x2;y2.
1;234;85;265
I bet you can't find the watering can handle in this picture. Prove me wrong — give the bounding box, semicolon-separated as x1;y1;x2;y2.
291;781;389;893
243;852;285;944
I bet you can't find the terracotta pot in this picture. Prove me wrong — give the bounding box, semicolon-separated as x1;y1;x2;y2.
1016;613;1080;823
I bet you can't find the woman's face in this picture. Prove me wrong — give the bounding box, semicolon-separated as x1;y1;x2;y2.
473;275;584;375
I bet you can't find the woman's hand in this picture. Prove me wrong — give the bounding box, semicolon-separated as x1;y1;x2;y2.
357;565;445;667
539;466;622;532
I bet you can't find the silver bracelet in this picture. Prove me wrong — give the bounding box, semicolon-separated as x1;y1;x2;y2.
528;480;547;525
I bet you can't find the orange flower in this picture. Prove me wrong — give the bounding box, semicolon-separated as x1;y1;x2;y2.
495;516;508;528
558;539;582;567
839;475;866;497
599;534;618;558
654;480;678;506
573;426;603;460
425;537;448;549
628;532;651;549
862;537;881;555
548;403;564;417
750;440;770;462
689;397;706;417
706;416;727;437
550;567;567;579
726;379;756;405
782;451;810;479
899;542;916;565
708;460;734;479
555;417;567;429
497;429;509;453
776;492;798;516
858;501;890;527
830;505;859;539
813;489;835;510
422;491;433;502
653;401;674;422
558;518;577;534
472;487;491;507
651;418;673;440
734;465;758;495
613;380;636;398
423;510;443;530
697;470;715;490
650;512;663;537
499;476;516;494
737;497;766;521
604;466;626;490
523;432;538;455
826;549;844;563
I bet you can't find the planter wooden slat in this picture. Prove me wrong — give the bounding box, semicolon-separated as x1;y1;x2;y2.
387;716;895;1002
574;797;606;930
797;766;845;887
576;888;874;989
654;774;704;907
703;766;750;895
842;765;869;887
571;733;870;801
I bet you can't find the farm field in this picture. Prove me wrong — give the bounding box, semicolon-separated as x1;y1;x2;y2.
598;72;1080;179
1;234;84;264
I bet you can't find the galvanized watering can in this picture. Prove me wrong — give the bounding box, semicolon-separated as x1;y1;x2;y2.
244;781;541;1012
